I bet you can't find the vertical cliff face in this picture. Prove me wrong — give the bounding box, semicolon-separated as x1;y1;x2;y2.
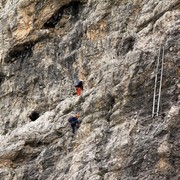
0;0;180;179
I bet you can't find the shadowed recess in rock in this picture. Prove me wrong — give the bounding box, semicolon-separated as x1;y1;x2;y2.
0;72;5;85
29;111;40;121
43;1;82;29
118;36;135;55
4;42;34;63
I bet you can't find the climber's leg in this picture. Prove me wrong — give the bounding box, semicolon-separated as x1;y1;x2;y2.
71;124;76;134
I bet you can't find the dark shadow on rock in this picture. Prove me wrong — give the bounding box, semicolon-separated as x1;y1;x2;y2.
4;42;34;63
0;72;6;85
117;36;135;56
29;111;40;121
43;1;83;29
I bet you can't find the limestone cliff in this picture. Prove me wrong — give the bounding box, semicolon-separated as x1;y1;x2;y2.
0;0;180;179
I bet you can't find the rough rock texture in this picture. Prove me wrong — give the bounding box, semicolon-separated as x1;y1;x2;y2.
0;0;180;179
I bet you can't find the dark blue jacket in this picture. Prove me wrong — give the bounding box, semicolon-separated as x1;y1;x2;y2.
68;116;79;125
75;81;83;90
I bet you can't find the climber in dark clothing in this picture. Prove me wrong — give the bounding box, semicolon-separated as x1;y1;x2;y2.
68;114;80;134
74;80;83;96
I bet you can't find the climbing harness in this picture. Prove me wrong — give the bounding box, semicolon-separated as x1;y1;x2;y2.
152;45;165;117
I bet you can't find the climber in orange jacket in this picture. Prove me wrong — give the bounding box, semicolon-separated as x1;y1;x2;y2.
74;80;83;96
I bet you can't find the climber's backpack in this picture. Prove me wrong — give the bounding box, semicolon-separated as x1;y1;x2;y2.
68;116;73;123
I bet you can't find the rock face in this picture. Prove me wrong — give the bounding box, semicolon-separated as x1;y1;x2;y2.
0;0;180;179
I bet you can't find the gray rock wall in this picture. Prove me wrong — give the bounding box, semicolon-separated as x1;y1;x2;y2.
0;0;180;179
